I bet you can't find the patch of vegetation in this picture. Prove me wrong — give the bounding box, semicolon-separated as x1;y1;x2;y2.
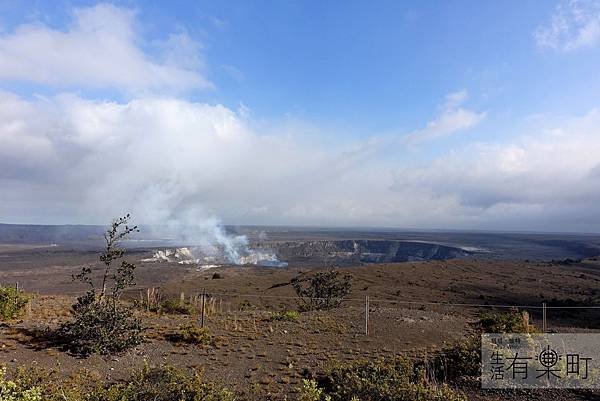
0;286;30;321
297;379;331;401
1;365;233;401
422;335;481;384
238;300;255;311
292;270;352;311
269;310;300;322
4;365;96;401
168;323;211;345
58;214;144;356
59;297;143;356
158;299;196;315
310;358;467;401
89;365;233;401
479;309;534;333
314;315;348;334
0;366;42;401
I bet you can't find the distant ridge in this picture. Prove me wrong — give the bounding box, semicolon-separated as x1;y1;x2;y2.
0;223;599;262
0;223;106;244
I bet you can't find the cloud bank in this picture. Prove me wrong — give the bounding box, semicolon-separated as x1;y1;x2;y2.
1;3;600;233
1;91;600;232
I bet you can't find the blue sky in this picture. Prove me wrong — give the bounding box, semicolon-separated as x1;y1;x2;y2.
4;0;599;129
1;0;600;231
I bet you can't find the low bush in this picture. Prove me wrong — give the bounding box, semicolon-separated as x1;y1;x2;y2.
58;292;143;356
292;270;352;311
0;366;42;401
315;358;467;401
0;287;30;321
6;365;95;401
1;365;234;401
269;310;300;322
297;379;332;401
422;335;481;384
169;323;211;345
88;365;233;401
159;299;196;315
479;309;534;333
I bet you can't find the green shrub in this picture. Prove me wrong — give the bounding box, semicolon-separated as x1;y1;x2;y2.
422;335;481;384
1;365;233;401
159;299;196;315
58;292;143;356
479;309;534;333
292;270;352;311
269;310;300;322
297;379;331;401
0;287;30;321
0;366;42;401
7;365;94;401
319;359;467;401
88;365;233;401
169;323;211;345
322;358;412;400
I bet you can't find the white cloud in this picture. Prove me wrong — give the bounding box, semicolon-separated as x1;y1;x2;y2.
392;108;600;229
0;92;351;225
0;3;211;92
335;90;486;162
1;91;600;232
404;90;486;143
534;0;600;51
0;92;57;175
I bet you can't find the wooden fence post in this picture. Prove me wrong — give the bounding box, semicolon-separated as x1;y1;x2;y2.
542;302;547;333
365;295;369;335
201;288;206;328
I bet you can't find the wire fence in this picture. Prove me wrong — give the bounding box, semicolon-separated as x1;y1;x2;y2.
134;285;600;336
8;279;600;336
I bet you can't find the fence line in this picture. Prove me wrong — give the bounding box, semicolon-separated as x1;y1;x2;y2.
199;291;600;310
9;280;600;311
11;281;600;335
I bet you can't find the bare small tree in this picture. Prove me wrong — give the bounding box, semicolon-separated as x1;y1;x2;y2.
60;214;143;355
292;269;352;311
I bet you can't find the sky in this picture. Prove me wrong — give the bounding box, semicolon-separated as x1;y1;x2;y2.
1;0;600;232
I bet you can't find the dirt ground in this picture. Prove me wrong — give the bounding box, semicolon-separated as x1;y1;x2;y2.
2;245;600;399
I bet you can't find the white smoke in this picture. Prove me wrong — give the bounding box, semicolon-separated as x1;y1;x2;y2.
143;208;285;267
142;245;287;268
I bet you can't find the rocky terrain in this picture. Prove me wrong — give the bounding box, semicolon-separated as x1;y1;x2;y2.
2;240;600;399
2;226;600;400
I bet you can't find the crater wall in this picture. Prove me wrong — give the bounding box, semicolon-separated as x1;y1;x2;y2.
256;239;472;265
